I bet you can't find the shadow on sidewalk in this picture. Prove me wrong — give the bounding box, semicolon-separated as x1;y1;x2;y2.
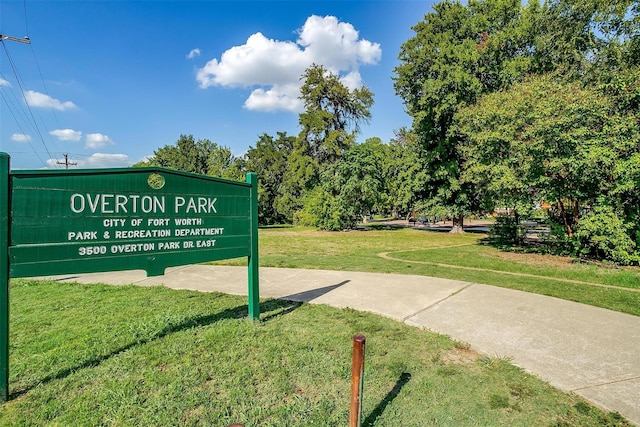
281;280;351;302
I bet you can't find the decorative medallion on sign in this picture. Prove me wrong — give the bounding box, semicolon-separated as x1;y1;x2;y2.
147;173;165;189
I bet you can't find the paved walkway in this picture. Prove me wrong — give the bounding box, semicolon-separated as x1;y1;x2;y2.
41;266;640;425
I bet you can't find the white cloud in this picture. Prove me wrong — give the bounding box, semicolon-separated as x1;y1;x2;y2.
244;83;303;112
85;133;115;149
187;48;201;59
298;15;381;69
0;78;10;87
46;153;132;169
50;128;82;141
11;133;31;143
196;15;381;112
24;90;77;111
340;71;363;91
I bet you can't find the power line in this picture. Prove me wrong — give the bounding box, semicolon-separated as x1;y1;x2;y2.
21;0;66;157
1;36;58;168
22;0;30;36
0;35;48;167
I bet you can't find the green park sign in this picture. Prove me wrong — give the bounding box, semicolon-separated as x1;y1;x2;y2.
0;152;260;401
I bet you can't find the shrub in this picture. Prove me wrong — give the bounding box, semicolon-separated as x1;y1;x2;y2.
574;205;639;265
294;187;355;231
488;215;525;246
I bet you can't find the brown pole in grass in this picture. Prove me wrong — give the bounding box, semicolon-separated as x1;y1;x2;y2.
349;334;366;427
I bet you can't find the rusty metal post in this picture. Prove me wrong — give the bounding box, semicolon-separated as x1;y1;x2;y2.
349;334;366;427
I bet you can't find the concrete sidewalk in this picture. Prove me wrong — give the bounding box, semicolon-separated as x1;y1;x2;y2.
40;265;640;425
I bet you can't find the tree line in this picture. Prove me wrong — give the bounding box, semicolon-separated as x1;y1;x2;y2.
137;0;640;264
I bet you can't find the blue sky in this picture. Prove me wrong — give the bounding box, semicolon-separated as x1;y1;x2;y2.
1;1;433;170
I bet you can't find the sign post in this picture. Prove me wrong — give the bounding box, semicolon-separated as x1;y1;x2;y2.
0;154;10;402
0;154;260;401
247;172;259;321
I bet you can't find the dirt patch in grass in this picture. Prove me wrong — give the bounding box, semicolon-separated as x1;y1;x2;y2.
442;347;482;365
493;250;575;268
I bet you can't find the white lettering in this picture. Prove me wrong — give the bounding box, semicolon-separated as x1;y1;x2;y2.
78;246;107;256
115;195;128;213
174;227;224;237
159;241;180;250
185;197;197;213
175;197;218;214
87;194;100;213
110;243;155;253
68;231;98;241
70;194;84;213
114;229;171;239
103;218;126;227
175;196;186;212
68;194;166;214
101;194;114;213
174;218;204;226
196;239;216;248
130;195;140;213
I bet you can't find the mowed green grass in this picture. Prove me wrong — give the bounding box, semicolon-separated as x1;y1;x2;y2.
217;226;640;316
2;280;630;426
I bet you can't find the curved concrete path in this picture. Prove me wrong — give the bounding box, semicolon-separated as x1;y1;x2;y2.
40;266;640;425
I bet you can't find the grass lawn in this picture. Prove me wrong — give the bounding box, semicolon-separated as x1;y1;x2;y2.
2;279;630;426
215;226;640;316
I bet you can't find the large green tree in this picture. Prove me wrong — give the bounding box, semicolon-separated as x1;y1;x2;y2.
455;73;640;261
137;134;242;179
245;132;294;225
328;138;387;223
278;65;374;223
382;128;430;219
393;0;588;231
298;64;374;164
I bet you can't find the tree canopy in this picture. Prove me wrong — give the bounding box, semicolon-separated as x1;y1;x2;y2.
393;0;640;261
277;64;375;226
132;0;640;263
135;134;242;180
394;0;554;230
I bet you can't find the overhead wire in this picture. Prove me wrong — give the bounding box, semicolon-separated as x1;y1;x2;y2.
1;48;50;167
0;80;47;166
1;0;68;168
23;0;30;35
28;45;66;157
24;0;68;160
0;70;34;131
1;41;56;167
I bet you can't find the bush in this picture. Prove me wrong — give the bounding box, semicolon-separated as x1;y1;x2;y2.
294;187;355;231
488;215;525;246
544;221;576;257
574;205;639;265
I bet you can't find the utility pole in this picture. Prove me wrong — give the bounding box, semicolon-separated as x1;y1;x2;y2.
0;34;30;45
56;154;77;169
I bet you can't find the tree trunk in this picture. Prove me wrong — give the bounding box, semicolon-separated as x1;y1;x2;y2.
450;215;465;233
558;199;573;238
392;207;398;220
